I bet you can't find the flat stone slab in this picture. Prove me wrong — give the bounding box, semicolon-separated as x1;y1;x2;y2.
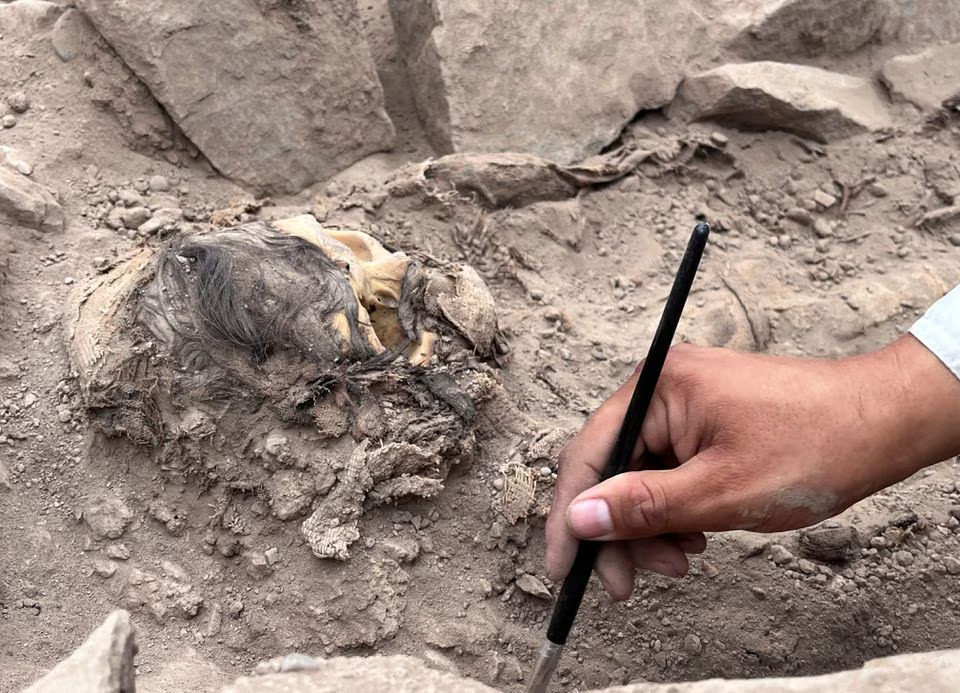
390;0;710;164
670;61;892;142
881;43;960;111
77;0;395;194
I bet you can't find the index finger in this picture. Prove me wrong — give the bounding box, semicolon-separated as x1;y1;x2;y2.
545;370;641;581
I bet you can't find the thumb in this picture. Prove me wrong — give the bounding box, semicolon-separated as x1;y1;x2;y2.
566;461;719;540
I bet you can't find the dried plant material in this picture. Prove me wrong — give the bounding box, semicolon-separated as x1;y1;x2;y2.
499;462;537;524
915;205;960;231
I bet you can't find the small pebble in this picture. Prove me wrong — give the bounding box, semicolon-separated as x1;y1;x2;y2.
543;307;562;322
226;599;244;618
1;115;15;129
894;550;914;567
785;208;813;226
120;206;151;230
7;91;29;113
515;573;552;599
800;523;859;563
813;189;837;208
539;466;552;478
93;560;116;579
119;189;143;207
770;544;794;566
106;543;131;560
682;634;703;656
709;132;728;147
149;175;171;192
382;538;419;564
949;233;960;248
701;560;720;578
813;218;833;238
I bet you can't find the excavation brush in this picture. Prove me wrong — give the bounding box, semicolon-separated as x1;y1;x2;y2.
527;221;711;693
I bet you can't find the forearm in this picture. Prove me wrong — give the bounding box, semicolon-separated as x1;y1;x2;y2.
868;286;960;481
832;332;960;501
886;334;960;469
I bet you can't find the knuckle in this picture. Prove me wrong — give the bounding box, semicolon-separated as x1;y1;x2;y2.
620;476;669;535
556;431;586;471
669;342;697;358
667;360;701;393
661;345;696;382
658;359;704;416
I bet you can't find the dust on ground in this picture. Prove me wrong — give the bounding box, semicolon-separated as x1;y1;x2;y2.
3;1;960;692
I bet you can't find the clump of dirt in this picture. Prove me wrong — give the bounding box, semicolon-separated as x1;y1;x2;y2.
3;1;960;692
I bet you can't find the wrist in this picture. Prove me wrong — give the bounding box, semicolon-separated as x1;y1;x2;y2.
853;335;960;484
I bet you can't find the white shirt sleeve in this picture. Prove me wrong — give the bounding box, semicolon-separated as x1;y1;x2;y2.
909;284;960;379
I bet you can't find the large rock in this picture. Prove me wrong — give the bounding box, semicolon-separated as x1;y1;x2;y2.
390;0;710;164
880;44;960;112
726;0;890;59
138;647;232;693
670;62;892;142
217;648;960;692
888;0;960;42
24;610;136;693
0;166;64;231
77;0;395;195
605;648;960;692
0;0;61;36
221;655;496;693
25;623;960;693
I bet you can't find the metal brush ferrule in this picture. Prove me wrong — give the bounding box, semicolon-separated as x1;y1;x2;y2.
526;640;564;693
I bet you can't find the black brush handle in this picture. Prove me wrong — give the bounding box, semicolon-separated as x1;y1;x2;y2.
546;221;710;645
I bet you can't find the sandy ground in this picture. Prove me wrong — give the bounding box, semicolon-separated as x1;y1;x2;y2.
3;1;960;692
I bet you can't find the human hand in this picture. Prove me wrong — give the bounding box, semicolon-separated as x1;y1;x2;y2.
545;336;960;600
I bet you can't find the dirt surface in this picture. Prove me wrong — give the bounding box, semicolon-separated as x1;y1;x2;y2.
3;1;960;692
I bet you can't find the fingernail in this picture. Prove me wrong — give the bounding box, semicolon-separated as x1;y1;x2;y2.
648;561;684;578
568;498;614;538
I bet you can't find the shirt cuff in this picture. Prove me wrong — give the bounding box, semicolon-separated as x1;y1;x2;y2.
909;284;960;380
